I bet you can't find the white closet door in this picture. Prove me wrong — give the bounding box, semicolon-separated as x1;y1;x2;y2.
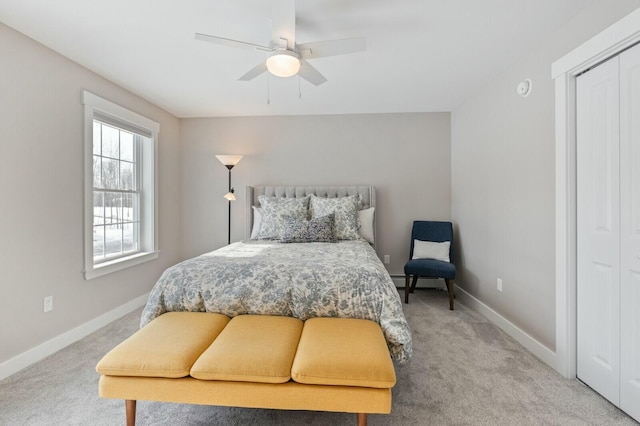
576;55;621;405
619;42;640;422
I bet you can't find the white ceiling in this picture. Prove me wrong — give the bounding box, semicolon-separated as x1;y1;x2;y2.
0;0;593;118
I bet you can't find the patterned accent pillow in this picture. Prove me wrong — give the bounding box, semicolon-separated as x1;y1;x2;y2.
309;194;360;240
256;195;310;240
281;213;337;243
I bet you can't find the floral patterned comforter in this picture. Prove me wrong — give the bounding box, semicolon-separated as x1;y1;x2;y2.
141;240;412;363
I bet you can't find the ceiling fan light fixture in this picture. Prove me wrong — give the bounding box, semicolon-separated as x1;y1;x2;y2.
266;49;301;78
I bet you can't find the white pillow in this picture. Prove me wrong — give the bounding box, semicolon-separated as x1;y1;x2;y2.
250;206;262;239
358;207;375;244
412;240;450;262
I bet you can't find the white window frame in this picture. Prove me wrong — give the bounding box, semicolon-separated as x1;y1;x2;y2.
82;90;159;279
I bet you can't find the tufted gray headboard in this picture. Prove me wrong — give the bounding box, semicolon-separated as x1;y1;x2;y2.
246;185;376;244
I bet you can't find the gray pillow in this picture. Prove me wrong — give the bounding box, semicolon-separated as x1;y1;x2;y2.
281;213;337;243
309;194;360;240
256;195;310;240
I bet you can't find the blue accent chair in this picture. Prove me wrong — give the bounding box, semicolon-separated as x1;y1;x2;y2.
404;221;456;309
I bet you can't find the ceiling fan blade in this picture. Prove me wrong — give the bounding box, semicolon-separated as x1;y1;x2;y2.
298;37;367;59
298;60;327;86
195;33;271;52
271;0;296;48
239;62;268;81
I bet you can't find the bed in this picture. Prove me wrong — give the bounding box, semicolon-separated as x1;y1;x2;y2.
141;186;412;363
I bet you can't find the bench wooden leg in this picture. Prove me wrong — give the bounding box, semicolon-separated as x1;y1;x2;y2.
126;400;136;426
357;413;367;426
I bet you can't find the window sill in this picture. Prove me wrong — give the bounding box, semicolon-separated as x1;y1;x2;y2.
84;251;159;280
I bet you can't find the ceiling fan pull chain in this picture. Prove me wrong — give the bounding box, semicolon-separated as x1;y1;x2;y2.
267;74;271;105
299;75;302;99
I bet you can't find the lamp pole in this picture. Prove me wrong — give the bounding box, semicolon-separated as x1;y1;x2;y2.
226;166;232;245
215;155;242;246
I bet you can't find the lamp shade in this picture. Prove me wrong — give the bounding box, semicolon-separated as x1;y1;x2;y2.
215;155;243;168
224;191;236;201
266;50;301;78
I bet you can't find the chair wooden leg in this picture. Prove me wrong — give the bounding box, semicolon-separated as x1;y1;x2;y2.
445;279;454;310
405;275;410;303
357;413;368;426
126;400;136;426
410;275;419;293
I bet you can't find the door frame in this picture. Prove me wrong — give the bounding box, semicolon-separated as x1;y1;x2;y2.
552;8;640;378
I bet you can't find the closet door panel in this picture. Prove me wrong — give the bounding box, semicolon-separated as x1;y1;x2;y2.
576;55;621;405
619;42;640;422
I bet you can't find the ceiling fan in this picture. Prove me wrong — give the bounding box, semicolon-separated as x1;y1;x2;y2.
195;0;366;86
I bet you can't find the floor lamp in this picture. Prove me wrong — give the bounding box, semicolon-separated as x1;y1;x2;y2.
215;155;243;245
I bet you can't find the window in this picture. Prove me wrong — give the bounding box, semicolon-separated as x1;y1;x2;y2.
83;91;159;279
92;121;139;261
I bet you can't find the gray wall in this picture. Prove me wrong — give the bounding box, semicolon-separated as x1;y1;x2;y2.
180;113;451;273
0;22;183;364
451;0;640;350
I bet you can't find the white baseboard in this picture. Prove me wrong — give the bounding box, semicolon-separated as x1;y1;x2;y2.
454;287;557;369
0;293;149;381
0;287;558;381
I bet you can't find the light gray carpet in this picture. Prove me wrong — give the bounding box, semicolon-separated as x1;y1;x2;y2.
0;289;636;425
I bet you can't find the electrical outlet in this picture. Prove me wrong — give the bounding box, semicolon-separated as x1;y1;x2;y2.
497;278;503;292
44;296;53;313
384;255;391;264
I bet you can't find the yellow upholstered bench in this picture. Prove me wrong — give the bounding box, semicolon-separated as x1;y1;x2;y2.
96;313;396;426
